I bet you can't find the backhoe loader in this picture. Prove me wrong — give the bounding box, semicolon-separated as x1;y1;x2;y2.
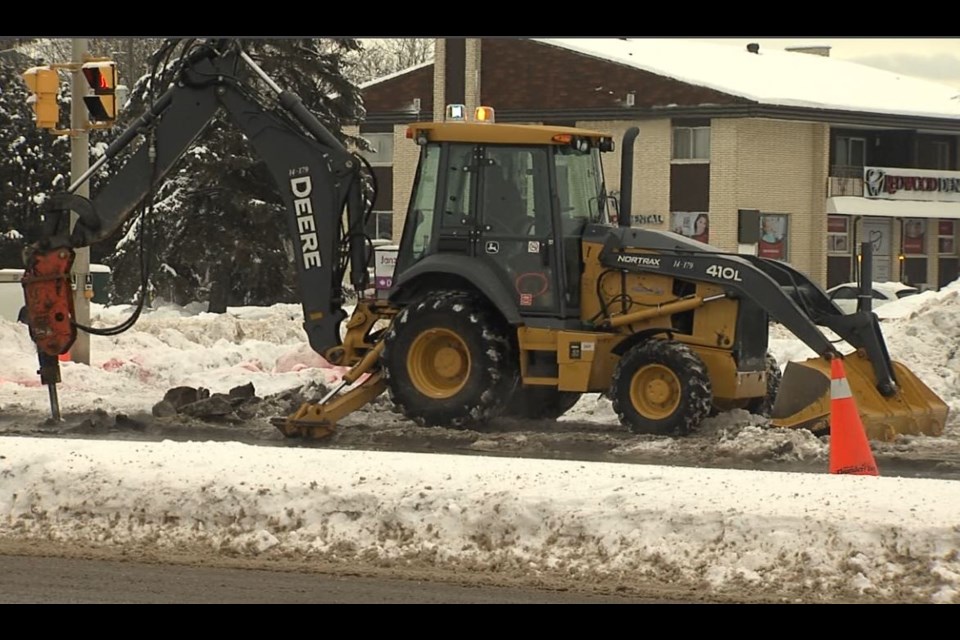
20;38;948;443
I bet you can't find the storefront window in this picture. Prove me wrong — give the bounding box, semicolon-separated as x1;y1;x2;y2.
902;219;927;255
827;216;850;254
860;218;892;282
901;218;928;287
938;220;956;255
938;220;958;288
827;216;852;287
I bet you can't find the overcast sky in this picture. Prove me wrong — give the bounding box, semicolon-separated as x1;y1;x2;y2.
699;38;960;87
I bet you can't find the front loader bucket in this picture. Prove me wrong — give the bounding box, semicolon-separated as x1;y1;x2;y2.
770;350;949;442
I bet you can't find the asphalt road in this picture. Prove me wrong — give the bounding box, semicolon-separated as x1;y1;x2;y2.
0;553;667;604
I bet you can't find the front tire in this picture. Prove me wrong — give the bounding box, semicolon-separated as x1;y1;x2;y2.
383;291;516;428
611;340;712;436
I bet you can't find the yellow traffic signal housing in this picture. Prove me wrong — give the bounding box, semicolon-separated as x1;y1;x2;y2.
22;66;60;129
81;60;118;123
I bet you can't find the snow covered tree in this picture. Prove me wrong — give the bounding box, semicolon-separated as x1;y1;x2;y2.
346;39;434;84
0;39;161;269
104;38;366;312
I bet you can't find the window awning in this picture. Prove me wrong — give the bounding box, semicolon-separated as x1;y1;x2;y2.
827;196;960;220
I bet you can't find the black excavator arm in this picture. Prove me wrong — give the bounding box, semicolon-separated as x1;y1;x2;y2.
21;39;371;418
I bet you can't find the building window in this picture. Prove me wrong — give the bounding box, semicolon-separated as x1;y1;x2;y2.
358;132;394;167
933;141;951;170
672;127;710;161
835;136;866;178
365;211;393;241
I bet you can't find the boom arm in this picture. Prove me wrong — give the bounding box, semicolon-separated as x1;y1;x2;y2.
598;227;899;397
24;40;369;364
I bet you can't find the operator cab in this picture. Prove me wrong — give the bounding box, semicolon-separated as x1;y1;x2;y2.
395;106;615;319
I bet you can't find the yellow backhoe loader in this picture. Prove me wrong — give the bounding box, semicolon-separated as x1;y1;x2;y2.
20;39;948;442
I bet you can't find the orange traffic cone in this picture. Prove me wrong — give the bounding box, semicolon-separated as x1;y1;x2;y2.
828;357;879;476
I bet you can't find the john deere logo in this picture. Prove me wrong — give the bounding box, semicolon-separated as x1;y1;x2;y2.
485;241;500;254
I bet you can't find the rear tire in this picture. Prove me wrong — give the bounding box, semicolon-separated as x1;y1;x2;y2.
745;352;782;418
503;386;581;420
611;340;712;436
383;291;517;428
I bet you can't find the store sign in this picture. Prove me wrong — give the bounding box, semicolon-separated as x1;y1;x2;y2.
863;166;960;202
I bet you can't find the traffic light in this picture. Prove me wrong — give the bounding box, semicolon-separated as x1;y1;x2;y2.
22;66;60;129
81;61;117;123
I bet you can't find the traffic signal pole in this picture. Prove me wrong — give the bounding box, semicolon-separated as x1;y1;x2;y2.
70;38;91;365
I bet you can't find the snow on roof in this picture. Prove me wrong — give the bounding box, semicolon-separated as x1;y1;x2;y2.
359;59;433;90
535;38;960;120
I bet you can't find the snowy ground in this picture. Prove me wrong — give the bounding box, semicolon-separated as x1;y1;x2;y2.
1;284;959;602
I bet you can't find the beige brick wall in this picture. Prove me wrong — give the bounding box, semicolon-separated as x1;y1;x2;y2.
432;39;445;121
431;39;481;120
465;39;481;114
710;118;830;284
392;124;420;239
579;120;671;230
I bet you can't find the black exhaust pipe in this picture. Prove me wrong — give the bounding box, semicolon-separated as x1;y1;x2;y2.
858;240;873;314
618;127;639;228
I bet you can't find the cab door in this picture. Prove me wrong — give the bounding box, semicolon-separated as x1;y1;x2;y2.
476;145;562;316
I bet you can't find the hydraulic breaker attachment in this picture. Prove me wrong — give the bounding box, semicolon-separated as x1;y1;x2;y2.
21;246;76;357
272;340;386;439
21;245;77;421
770;349;949;442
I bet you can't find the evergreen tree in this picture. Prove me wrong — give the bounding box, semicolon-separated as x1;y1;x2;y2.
0;50;71;268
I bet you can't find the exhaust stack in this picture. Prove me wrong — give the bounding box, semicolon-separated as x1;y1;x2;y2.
618;127;639;228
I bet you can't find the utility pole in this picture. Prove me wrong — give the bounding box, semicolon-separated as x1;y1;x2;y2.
70;38;91;365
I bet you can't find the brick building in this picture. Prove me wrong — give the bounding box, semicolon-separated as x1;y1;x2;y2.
350;38;960;290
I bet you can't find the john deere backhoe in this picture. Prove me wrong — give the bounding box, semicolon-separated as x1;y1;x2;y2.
21;38;948;443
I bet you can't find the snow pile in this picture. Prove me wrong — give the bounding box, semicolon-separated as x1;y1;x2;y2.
2;436;959;603
0;302;351;413
880;281;960;416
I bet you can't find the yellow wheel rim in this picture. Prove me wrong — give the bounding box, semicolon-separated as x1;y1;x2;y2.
407;328;471;399
629;363;681;419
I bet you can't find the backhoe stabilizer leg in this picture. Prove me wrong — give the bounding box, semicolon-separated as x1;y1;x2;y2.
272;371;386;439
272;341;387;439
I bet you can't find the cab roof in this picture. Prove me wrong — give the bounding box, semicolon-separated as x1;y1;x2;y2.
406;121;614;146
